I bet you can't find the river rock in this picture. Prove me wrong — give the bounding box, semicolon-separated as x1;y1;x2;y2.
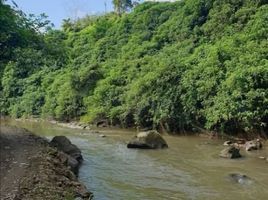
50;136;82;159
67;156;80;175
219;146;241;159
245;139;262;151
50;136;83;174
223;141;233;146
127;130;168;149
229;173;252;185
96;120;108;127
57;150;79;174
99;134;106;138
259;156;266;160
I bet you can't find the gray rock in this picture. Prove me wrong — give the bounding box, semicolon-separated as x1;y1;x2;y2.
127;130;168;149
220;146;241;159
245;139;262;151
57;152;68;164
229;173;252;185
259;156;266;160
57;151;79;174
50;136;83;174
50;136;82;161
96;120;108;127
99;134;106;138
67;156;79;175
223;141;233;146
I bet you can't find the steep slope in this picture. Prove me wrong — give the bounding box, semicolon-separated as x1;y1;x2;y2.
1;0;267;135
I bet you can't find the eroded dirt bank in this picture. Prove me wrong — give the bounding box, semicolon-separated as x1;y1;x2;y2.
0;125;93;200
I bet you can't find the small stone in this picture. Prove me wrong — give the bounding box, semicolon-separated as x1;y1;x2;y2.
223;141;233;146
259;156;265;160
46;156;52;162
90;131;98;134
20;162;27;165
99;134;106;138
245;139;262;151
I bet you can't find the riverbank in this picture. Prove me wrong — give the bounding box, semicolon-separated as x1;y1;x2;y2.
0;125;93;200
12;117;268;141
13;117;95;131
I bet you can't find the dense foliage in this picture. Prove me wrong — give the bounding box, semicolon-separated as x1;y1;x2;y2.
1;0;267;136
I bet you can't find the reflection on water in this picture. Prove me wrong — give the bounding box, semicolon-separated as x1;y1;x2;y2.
2;119;268;200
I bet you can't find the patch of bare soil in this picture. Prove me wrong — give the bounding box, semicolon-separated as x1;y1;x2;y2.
0;126;93;200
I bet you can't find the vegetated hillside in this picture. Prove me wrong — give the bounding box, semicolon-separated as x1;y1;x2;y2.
1;0;267;135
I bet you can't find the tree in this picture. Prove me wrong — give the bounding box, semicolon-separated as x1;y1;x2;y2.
113;0;133;16
1;0;267;136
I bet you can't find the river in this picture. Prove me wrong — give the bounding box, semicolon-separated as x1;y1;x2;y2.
1;119;268;200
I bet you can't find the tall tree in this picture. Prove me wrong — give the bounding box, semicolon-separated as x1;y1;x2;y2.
113;0;133;16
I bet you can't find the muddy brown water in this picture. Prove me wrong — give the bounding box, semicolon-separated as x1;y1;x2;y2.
1;119;268;200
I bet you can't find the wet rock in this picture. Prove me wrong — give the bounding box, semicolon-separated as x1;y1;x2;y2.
259;156;266;160
223;141;233;146
245;139;262;151
50;136;83;174
50;136;82;161
229;173;252;185
220;146;241;159
127;130;168;149
67;156;79;175
57;152;68;165
56;151;80;175
74;184;93;199
99;134;106;138
91;131;100;134
96;120;108;127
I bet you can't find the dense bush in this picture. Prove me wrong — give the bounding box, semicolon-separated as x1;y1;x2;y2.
1;0;267;135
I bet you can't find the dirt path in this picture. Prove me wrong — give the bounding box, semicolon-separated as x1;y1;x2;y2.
0;125;92;200
0;126;39;199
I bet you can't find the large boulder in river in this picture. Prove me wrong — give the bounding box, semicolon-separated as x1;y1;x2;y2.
50;136;82;161
50;136;83;174
67;155;80;174
127;130;168;149
57;151;80;175
245;139;262;151
219;146;241;159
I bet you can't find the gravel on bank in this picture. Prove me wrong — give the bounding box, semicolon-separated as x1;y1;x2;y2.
0;125;93;200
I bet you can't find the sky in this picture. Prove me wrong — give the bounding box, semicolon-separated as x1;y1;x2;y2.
7;0;115;29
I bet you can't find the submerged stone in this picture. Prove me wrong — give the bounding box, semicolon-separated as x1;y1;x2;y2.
229;173;253;185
